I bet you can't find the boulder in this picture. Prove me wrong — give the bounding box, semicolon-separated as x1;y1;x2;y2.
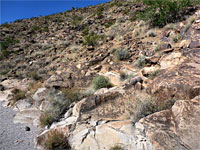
148;49;200;101
135;99;200;150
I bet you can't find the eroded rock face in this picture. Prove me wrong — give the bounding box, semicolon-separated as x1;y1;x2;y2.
137;99;200;150
36;98;200;150
147;48;200;101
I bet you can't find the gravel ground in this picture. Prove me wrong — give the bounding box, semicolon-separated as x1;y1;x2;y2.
0;102;40;150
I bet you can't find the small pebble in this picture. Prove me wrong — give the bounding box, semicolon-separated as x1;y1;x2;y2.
25;126;30;131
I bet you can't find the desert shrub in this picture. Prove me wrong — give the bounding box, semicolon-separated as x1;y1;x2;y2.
45;130;71;150
93;75;112;90
46;88;81;125
0;37;19;51
110;1;123;7
40;88;82;127
71;15;83;26
105;19;116;28
120;71;128;81
126;92;176;122
135;55;146;68
31;25;41;33
40;112;55;128
83;33;104;46
0;69;9;75
146;30;157;37
115;49;130;61
81;26;89;36
61;88;82;103
165;23;177;30
140;0;199;27
149;69;161;80
11;88;26;105
27;71;41;81
154;42;164;52
27;81;43;95
110;145;124;150
172;33;181;43
95;6;104;17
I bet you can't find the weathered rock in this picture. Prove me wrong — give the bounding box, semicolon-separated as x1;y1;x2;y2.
32;88;48;107
159;52;185;69
0;84;4;91
13;99;32;111
129;76;143;86
13;108;41;126
148;49;200;101
36;99;200;150
136;99;200;150
189;40;200;48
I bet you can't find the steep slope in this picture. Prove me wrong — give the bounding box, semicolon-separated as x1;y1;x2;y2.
0;0;200;150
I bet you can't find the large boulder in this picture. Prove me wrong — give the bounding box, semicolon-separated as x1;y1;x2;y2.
136;99;200;150
147;48;200;101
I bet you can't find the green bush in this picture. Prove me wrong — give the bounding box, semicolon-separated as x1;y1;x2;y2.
45;130;71;150
149;69;161;80
71;15;83;26
0;37;19;59
128;93;175;122
83;33;104;46
135;55;146;68
93;76;111;90
104;19;116;28
0;37;19;50
95;6;104;17
140;0;199;27
28;71;41;81
115;49;130;61
40;112;55;128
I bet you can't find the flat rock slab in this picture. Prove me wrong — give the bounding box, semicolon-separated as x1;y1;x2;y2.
0;102;40;150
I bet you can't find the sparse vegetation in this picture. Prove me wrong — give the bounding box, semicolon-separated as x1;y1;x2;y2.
27;71;41;81
149;69;161;80
45;130;71;150
83;33;104;46
172;33;181;43
1;22;11;28
135;55;146;68
71;15;83;26
154;42;164;52
110;145;124;150
11;88;26;106
140;0;199;27
95;6;104;17
126;92;175;122
0;37;19;51
40;88;82;127
147;29;157;37
93;75;112;90
40;112;55;128
114;49;130;61
120;71;128;81
104;19;116;28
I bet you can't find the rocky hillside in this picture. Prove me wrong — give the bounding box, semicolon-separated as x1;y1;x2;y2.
0;0;200;150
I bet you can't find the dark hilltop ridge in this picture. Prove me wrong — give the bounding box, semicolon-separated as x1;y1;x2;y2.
0;0;200;150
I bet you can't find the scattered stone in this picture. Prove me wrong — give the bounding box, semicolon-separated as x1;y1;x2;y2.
189;40;200;48
0;84;4;91
25;126;31;131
